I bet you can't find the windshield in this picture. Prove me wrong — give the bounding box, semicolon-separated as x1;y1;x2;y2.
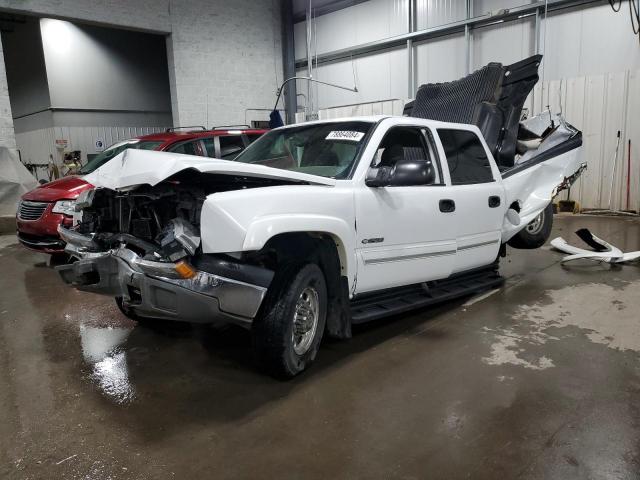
232;121;373;179
79;139;163;174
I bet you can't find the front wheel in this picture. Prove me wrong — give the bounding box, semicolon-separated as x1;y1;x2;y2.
507;203;554;249
252;263;327;378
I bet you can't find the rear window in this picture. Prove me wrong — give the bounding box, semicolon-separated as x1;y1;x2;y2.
79;140;163;174
438;129;494;185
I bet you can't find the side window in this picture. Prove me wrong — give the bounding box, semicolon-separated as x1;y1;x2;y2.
167;140;204;156
202;137;216;157
373;126;441;185
437;129;494;185
219;135;245;160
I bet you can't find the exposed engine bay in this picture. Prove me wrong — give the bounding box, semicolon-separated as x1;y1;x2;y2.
73;171;302;263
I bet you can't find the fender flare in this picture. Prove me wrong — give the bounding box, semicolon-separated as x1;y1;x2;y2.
243;214;356;289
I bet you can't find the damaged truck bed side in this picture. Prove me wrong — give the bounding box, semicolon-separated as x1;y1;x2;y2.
57;56;585;377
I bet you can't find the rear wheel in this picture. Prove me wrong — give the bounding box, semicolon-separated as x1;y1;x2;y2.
252;263;327;378
507;203;554;249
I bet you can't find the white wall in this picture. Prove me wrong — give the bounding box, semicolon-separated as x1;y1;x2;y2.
39;19;171;114
1;18;50;120
0;0;284;149
294;0;408;58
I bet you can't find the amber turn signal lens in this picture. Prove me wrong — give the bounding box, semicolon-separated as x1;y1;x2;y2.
175;261;197;279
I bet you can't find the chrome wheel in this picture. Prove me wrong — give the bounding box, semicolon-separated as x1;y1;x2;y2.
292;286;319;355
526;210;545;235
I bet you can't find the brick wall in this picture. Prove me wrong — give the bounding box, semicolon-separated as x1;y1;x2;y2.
169;0;282;126
0;0;283;147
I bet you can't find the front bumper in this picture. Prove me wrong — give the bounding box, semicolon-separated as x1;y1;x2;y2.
56;229;268;326
16;203;72;253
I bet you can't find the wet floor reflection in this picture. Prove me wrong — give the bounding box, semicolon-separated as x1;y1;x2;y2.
79;324;135;404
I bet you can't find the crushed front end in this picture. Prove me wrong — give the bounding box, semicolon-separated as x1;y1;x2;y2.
56;178;274;326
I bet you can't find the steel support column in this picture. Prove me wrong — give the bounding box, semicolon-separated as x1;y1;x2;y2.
407;0;416;98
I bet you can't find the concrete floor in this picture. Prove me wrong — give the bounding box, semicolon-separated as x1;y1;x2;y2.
1;215;640;480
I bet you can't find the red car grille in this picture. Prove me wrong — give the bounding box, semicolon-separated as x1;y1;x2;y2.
18;200;49;220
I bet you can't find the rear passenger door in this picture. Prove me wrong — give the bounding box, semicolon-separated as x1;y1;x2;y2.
437;128;506;273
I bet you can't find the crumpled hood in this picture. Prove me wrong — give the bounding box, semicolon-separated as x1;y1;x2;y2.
84;149;336;190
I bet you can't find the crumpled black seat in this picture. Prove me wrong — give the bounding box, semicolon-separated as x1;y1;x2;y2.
408;55;542;168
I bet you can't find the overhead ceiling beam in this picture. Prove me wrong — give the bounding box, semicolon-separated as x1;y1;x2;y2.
295;0;600;69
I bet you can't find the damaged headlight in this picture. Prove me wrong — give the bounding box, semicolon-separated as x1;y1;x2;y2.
52;200;76;216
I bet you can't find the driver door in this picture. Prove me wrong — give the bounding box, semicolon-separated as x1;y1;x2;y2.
354;126;458;294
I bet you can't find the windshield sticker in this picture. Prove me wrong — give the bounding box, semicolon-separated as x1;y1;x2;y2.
326;131;365;142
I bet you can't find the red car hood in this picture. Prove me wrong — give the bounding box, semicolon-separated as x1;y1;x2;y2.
22;176;93;202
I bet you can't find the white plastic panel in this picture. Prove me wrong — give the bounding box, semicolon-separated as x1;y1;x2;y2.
472;16;535;70
318;99;406;120
415;0;466;30
543;3;640;81
474;0;535;16
415;34;467;86
293;0;408;59
297;48;407;110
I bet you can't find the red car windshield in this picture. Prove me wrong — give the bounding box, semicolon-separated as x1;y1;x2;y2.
79;140;163;174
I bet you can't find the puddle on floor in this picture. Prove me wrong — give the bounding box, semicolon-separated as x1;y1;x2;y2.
80;324;135;404
483;279;640;370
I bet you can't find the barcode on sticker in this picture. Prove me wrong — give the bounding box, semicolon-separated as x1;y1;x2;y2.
326;131;365;141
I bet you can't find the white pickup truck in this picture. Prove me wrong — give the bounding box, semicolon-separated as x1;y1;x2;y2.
57;56;585;377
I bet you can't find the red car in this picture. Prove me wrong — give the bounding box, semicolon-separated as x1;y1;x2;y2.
16;126;267;257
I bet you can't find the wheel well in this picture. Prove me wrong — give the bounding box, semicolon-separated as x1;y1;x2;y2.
260;232;352;339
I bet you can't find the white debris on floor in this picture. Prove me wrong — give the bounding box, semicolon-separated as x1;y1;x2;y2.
483;280;640;369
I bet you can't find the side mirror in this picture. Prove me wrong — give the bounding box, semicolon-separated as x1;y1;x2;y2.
366;159;435;187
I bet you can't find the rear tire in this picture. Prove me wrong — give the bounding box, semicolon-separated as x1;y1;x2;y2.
252;263;327;379
507;203;554;249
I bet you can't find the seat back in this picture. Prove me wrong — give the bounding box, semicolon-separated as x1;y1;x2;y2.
408;55;542;168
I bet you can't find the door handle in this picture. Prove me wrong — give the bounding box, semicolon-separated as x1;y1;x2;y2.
488;196;501;208
439;199;456;213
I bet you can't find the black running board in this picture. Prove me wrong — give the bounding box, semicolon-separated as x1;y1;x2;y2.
350;265;504;324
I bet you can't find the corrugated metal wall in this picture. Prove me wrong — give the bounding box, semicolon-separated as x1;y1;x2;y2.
533;70;640;212
16;125;168;179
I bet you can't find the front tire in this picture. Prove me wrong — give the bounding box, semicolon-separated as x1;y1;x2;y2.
507;203;554;249
115;297;139;320
252;263;327;379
